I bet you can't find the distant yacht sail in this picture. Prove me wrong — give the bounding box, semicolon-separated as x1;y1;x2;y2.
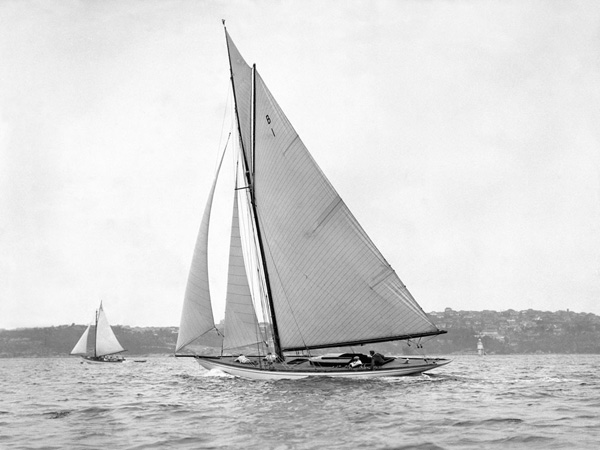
70;324;91;355
71;302;126;363
477;338;485;356
175;24;450;380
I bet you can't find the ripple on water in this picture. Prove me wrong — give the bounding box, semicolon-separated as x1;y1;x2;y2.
1;355;600;449
43;410;73;419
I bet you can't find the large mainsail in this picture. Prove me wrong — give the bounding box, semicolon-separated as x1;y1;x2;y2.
227;34;443;351
176;150;227;352
95;304;125;357
222;193;263;350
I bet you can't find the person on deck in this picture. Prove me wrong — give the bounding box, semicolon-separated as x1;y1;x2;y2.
348;356;363;369
235;355;252;364
369;350;386;369
265;352;277;369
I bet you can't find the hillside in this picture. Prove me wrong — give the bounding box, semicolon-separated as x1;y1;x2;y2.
0;325;178;358
1;309;600;357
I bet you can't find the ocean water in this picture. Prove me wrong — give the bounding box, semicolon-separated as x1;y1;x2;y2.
1;354;598;449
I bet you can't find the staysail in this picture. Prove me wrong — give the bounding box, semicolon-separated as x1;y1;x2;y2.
227;34;443;352
175;148;227;352
70;324;90;355
222;192;263;350
95;304;125;357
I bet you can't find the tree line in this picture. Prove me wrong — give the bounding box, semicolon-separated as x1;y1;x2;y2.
2;309;600;357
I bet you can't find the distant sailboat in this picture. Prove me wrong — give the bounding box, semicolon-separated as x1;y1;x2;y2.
71;302;126;363
175;24;451;380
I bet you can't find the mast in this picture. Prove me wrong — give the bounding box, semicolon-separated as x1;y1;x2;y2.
251;63;283;358
223;22;283;358
252;63;256;174
94;304;99;358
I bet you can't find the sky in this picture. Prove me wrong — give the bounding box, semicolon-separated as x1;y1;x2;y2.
1;0;599;329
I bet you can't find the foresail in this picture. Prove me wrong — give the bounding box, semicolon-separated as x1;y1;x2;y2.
95;306;125;357
175;150;227;353
252;70;441;351
222;192;263;350
70;324;90;355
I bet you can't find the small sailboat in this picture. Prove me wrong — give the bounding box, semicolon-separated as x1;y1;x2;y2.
71;302;126;363
477;338;485;356
175;24;450;380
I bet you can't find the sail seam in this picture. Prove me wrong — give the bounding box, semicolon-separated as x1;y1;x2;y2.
282;135;299;156
368;266;394;289
311;196;343;235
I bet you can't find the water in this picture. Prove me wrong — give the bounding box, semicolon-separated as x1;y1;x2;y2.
1;354;598;449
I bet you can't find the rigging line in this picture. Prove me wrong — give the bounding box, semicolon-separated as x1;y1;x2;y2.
233;159;269;349
236;164;271;350
233;135;277;353
235;152;272;342
184;326;223;353
254;339;265;369
239;192;259;302
214;86;233;172
420;334;436;347
253;209;311;353
412;336;432;360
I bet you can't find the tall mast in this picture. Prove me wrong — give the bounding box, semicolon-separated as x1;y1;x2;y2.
251;63;283;358
94;303;99;358
223;22;283;358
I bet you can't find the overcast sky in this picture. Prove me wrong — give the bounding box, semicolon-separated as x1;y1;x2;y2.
1;0;599;329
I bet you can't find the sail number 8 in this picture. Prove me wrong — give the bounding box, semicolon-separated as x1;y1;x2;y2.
266;115;275;136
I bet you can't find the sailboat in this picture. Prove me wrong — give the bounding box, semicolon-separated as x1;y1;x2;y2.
70;302;127;363
175;23;450;380
477;338;485;356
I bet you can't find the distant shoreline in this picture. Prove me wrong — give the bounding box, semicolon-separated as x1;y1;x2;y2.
3;309;600;356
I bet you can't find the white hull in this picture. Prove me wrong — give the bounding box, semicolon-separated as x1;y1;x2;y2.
194;356;451;381
79;355;127;364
